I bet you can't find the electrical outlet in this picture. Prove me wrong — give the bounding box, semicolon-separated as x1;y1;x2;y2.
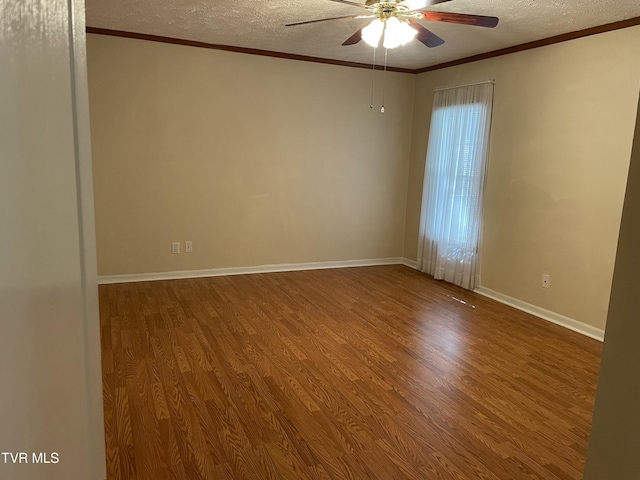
541;274;550;289
185;241;193;253
171;242;180;254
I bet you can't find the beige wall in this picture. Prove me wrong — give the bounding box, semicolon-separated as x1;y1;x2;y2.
87;34;415;276
405;26;640;330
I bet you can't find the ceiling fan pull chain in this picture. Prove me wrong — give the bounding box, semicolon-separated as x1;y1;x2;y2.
381;48;388;113
369;47;377;109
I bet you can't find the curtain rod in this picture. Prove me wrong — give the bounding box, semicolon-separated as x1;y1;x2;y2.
434;79;495;92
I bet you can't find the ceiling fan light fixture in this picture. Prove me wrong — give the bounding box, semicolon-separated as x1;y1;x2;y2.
383;17;417;49
362;18;384;47
361;16;418;49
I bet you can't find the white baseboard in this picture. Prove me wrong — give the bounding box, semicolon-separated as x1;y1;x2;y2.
98;257;407;285
474;286;605;341
97;258;603;341
402;258;417;269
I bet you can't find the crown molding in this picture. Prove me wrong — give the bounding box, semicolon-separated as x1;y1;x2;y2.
85;27;415;74
88;17;640;75
414;16;640;74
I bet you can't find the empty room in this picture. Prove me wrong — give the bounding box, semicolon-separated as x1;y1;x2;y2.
3;0;640;479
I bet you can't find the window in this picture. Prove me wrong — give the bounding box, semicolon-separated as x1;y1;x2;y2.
429;103;487;245
417;82;494;290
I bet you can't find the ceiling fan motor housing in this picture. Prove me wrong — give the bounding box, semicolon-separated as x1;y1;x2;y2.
365;0;400;7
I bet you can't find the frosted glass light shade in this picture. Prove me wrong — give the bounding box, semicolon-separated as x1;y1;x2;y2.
362;19;384;47
383;17;417;49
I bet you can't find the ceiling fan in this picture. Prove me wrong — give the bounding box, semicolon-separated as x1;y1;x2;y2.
286;0;499;49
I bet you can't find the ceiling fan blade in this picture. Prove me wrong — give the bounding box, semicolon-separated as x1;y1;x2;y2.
407;19;445;48
327;0;370;8
342;28;364;45
417;11;499;28
286;15;360;27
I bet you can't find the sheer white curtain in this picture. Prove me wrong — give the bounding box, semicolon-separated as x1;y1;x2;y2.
417;82;494;290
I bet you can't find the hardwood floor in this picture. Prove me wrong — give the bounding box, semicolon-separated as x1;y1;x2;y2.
99;265;602;479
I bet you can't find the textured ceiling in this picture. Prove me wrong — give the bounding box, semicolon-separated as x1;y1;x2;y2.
85;0;640;70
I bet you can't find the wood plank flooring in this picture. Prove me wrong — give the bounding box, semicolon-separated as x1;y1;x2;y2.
99;265;602;479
